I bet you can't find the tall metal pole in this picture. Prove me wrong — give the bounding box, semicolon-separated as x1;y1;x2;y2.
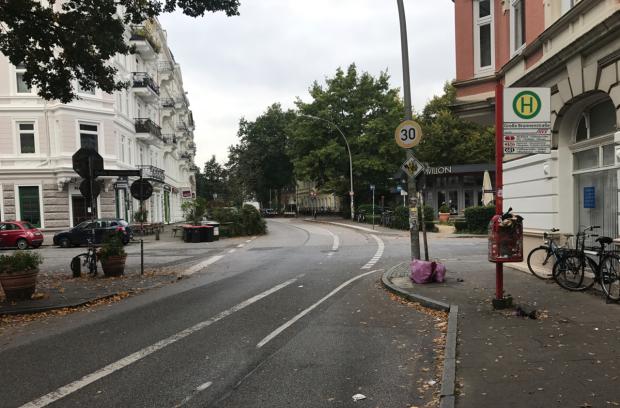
494;83;505;304
397;0;421;260
300;114;355;220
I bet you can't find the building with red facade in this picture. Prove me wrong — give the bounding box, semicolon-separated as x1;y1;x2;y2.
452;0;620;250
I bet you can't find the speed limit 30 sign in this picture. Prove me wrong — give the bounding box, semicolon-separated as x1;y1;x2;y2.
395;120;423;149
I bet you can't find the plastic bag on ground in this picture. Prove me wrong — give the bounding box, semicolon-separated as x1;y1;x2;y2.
410;259;446;284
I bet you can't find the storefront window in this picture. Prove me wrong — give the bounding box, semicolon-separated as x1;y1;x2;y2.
449;191;458;214
464;190;474;208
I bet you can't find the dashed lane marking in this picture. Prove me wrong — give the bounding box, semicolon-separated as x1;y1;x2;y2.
361;234;384;270
19;278;299;408
182;255;224;276
176;381;213;407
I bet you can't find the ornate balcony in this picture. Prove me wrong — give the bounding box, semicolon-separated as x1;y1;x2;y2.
132;72;159;101
160;98;176;108
129;25;160;60
134;118;163;145
137;165;165;183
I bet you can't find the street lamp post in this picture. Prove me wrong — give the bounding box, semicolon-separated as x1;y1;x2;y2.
300;114;355;220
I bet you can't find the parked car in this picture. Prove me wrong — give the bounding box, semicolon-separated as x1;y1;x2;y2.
0;221;44;249
53;218;133;248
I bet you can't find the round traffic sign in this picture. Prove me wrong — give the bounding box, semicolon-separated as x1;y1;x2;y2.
395;120;423;149
130;179;153;201
79;179;101;201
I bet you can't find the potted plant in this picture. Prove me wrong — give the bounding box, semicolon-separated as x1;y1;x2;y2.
438;203;451;223
98;233;127;277
0;251;43;301
134;207;148;223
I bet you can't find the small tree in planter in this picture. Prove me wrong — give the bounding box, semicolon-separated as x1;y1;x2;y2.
98;233;127;277
438;203;451;223
0;251;43;301
181;197;207;225
134;207;148;223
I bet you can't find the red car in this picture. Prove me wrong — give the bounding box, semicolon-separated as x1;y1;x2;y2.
0;221;44;249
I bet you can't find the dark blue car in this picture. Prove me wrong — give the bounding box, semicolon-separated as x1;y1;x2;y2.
53;218;133;248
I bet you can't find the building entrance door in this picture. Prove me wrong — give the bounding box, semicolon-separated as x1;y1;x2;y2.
72;196;89;226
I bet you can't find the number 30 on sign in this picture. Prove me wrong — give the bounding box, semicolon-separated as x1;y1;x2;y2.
394;120;423;149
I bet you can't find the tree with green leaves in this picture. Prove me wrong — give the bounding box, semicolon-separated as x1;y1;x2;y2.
414;82;495;166
289;64;405;215
0;0;240;103
196;155;229;202
226;103;296;208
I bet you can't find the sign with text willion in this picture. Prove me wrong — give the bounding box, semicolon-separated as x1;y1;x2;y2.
503;87;551;155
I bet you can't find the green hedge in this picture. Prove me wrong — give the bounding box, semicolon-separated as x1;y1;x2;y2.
391;205;437;232
454;220;468;232
210;205;267;237
463;205;495;234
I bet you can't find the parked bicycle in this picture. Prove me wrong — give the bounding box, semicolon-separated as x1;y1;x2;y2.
552;225;620;300
70;238;98;277
527;228;570;279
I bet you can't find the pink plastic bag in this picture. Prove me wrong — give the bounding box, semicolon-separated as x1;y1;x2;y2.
410;260;446;284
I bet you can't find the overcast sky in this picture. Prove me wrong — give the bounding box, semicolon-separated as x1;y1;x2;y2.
159;0;455;166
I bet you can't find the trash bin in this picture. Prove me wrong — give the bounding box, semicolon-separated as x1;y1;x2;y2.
199;225;214;242
190;227;201;243
204;221;220;241
183;225;192;243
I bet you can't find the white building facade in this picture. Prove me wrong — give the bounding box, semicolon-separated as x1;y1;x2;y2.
0;18;197;230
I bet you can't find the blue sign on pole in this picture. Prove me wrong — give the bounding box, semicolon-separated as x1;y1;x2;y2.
583;186;595;209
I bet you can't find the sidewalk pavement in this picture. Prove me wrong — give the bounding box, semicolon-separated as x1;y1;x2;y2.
0;231;248;316
385;254;620;407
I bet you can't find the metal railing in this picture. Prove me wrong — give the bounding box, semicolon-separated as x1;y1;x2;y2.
134;118;162;140
132;72;160;95
160;98;175;108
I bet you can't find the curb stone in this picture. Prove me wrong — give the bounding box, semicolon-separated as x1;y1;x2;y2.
381;262;457;408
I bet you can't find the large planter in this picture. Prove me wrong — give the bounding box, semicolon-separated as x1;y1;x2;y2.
0;269;38;301
438;212;450;223
101;255;127;277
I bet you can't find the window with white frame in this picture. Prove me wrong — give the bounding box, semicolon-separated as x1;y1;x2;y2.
17;122;36;154
474;0;494;75
15;63;32;94
510;0;526;54
562;0;576;15
128;139;133;165
120;135;126;163
79;122;99;151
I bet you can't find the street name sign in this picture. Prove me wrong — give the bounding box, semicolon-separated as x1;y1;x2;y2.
395;120;423;149
401;156;425;178
503;87;551;154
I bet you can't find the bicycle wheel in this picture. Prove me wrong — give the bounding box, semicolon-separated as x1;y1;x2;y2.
527;246;554;279
600;253;620;301
553;253;587;291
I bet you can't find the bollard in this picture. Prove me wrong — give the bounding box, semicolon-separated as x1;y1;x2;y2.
155;228;160;241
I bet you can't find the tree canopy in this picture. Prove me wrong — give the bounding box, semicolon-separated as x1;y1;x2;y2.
0;0;240;102
414;82;495;166
226;103;295;207
288;64;405;207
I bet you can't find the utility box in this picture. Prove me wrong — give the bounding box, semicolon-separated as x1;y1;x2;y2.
488;214;523;262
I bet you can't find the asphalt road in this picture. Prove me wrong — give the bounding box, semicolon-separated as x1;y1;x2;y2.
0;219;444;408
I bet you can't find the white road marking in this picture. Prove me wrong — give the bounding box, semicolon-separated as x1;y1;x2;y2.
322;221;376;233
237;244;245;248
182;255;224;276
256;269;383;348
176;381;213;407
245;239;252;243
20;279;299;408
326;230;340;251
361;235;384;270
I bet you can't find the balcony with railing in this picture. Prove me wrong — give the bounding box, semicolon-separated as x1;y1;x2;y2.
132;72;159;101
135;118;163;145
180;152;193;160
129;25;160;59
160;98;176;108
137;165;165;183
